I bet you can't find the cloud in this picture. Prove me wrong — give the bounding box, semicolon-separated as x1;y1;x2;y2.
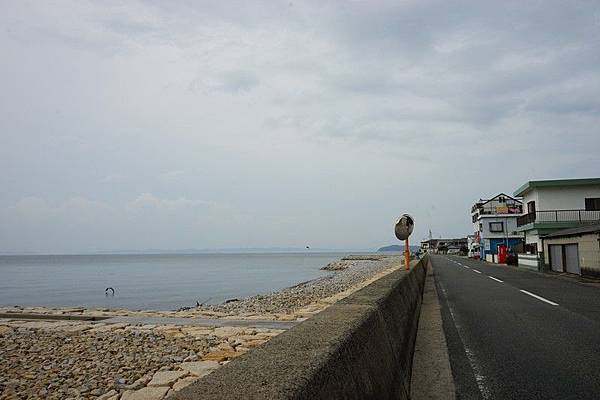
1;1;600;252
157;170;187;182
128;193;214;211
99;174;128;184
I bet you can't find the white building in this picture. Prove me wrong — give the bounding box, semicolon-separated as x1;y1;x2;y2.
471;193;523;262
514;178;600;269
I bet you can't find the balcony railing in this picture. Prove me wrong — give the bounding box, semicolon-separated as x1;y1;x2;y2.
516;210;600;227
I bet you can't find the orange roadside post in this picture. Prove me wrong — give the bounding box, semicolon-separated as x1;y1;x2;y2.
404;238;410;270
395;214;414;271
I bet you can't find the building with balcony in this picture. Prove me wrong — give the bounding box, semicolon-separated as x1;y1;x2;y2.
471;193;524;262
514;178;600;268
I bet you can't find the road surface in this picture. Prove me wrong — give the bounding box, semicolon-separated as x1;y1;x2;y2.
430;254;600;400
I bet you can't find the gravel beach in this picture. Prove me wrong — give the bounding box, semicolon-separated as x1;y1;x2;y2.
0;254;403;400
202;254;402;316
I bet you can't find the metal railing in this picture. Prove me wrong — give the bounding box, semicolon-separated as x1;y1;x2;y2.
516;210;600;227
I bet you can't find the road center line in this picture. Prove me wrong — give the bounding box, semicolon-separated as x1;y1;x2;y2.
488;276;503;283
473;269;482;274
520;290;559;306
463;265;470;269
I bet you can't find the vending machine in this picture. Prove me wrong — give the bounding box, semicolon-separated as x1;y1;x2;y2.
498;244;508;264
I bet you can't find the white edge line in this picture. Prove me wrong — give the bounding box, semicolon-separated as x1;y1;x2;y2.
473;269;482;274
488;276;503;283
520;289;559;306
436;280;492;399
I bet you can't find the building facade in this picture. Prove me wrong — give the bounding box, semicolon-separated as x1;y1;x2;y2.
471;193;524;262
543;224;600;277
514;178;600;263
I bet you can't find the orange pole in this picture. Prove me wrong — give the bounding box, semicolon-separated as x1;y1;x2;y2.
405;239;410;270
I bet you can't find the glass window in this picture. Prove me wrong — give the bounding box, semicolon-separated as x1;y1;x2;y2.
489;222;504;232
585;198;600;211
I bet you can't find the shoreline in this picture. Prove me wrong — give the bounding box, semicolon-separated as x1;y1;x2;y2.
0;254;401;321
0;254;403;400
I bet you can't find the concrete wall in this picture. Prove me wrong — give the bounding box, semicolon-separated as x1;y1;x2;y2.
172;258;428;400
518;254;539;270
543;234;600;277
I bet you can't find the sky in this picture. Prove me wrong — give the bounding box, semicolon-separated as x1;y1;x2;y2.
1;1;600;253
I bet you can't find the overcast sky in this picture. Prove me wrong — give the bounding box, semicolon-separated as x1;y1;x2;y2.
1;1;600;253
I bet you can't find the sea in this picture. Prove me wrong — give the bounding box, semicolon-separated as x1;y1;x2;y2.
0;252;353;311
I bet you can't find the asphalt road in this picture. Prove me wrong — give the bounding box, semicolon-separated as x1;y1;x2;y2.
431;254;600;400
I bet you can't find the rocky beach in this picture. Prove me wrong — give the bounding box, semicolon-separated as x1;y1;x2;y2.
0;254;402;400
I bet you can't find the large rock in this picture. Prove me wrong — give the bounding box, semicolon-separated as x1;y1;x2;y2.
148;371;188;387
202;350;240;362
179;361;220;377
121;386;170;400
211;327;245;338
97;390;118;400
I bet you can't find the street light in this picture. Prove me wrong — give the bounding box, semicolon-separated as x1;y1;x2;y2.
395;214;414;270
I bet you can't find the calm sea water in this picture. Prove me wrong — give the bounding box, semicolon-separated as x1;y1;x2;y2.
0;253;348;311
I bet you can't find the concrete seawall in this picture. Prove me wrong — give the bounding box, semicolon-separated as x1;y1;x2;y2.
172;256;428;400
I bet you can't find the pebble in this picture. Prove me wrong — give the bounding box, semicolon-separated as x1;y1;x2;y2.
0;326;217;399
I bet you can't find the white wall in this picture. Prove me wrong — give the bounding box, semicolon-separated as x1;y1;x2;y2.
478;215;523;239
524;231;541;249
524;185;600;211
518;254;539;269
522;190;539;212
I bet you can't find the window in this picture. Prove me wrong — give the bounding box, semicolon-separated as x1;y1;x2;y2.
527;201;536;214
585;198;600;211
489;222;504;232
524;243;538;255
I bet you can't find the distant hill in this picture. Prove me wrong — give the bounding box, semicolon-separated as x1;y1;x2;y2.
377;244;420;252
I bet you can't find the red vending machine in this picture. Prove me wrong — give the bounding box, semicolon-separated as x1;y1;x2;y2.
498;245;508;264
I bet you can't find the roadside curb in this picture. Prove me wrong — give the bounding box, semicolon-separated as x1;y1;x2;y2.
410;261;456;400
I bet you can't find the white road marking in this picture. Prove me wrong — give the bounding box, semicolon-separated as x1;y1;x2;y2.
520;290;559;306
463;265;470;269
473;269;482;274
488;276;503;283
437;281;492;399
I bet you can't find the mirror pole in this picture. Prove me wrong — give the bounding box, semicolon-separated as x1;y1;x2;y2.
405;238;410;270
